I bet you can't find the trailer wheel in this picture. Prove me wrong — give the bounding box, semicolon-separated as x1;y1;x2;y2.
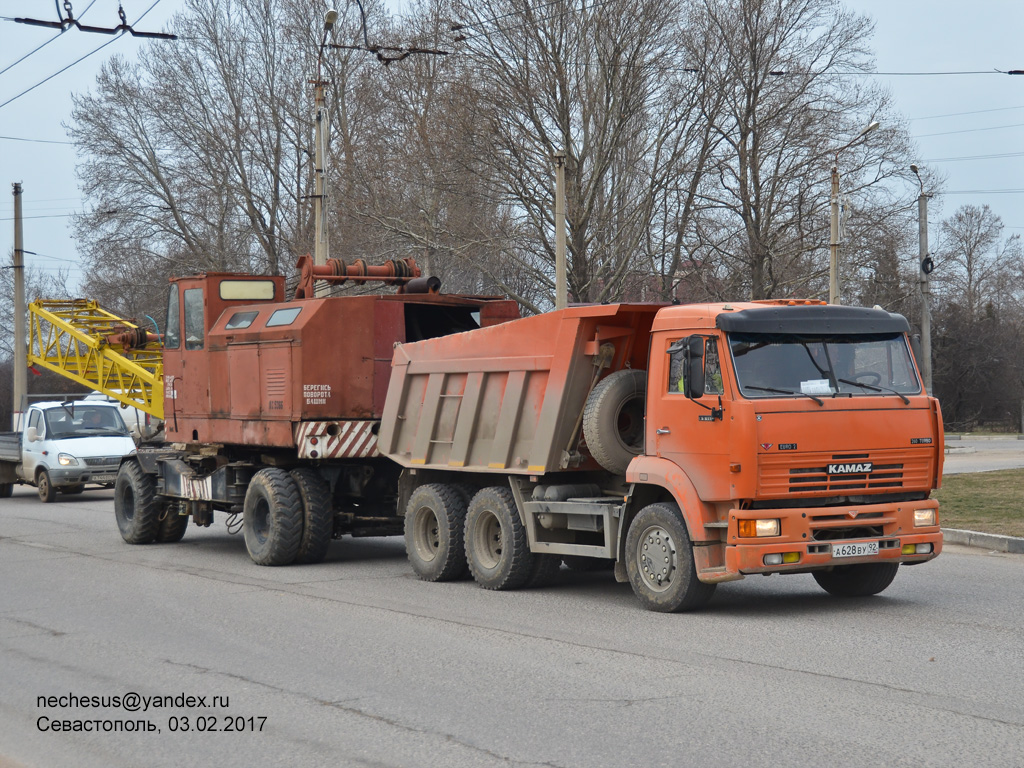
0;483;13;498
625;502;715;612
36;469;57;503
465;486;534;590
155;509;189;543
114;461;161;544
243;468;303;566
405;483;469;581
812;563;899;597
583;369;647;475
290;468;333;564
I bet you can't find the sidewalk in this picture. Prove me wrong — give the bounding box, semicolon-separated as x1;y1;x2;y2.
942;528;1024;554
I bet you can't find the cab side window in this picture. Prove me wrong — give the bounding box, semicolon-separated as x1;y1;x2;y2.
184;288;205;350
28;409;41;435
667;337;724;395
165;284;181;349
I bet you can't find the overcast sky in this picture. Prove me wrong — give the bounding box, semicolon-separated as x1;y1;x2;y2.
1;0;1021;295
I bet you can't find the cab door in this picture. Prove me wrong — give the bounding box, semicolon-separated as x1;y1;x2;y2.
648;333;733;501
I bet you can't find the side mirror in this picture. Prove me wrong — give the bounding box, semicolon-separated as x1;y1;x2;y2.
25;427;39;442
668;336;706;399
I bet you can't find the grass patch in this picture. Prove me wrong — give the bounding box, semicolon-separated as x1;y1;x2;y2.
934;468;1024;538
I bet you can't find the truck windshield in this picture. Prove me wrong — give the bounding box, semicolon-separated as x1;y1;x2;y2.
44;406;130;438
728;332;921;399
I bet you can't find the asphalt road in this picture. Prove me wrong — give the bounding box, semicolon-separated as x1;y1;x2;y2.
2;487;1022;768
943;436;1024;475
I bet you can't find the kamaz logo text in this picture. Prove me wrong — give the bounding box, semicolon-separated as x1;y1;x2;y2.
828;462;873;474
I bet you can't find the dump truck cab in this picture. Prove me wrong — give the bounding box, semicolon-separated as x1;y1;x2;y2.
634;301;942;585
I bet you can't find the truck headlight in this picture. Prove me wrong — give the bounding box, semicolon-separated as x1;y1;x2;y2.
914;509;936;527
738;518;781;537
58;453;79;466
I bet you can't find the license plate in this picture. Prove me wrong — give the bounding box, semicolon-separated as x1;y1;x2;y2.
832;541;879;558
92;473;118;483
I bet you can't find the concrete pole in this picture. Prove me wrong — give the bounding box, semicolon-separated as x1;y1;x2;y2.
12;182;27;430
828;164;841;304
553;152;567;310
918;192;933;395
312;79;330;297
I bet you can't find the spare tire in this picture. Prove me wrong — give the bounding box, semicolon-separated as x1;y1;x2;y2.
583;369;647;475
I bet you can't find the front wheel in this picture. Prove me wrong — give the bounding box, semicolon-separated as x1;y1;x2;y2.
37;470;57;503
114;461;161;543
812;563;899;597
625;502;715;612
243;468;303;566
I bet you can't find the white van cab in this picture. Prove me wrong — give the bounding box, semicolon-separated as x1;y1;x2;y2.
82;391;163;440
0;401;138;502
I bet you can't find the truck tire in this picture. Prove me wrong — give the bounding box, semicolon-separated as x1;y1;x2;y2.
290;468;333;565
465;486;534;590
625;502;716;612
114;461;161;544
583;369;647;475
36;469;57;503
1;483;14;498
405;483;469;581
243;468;303;566
812;563;899;597
155;509;189;543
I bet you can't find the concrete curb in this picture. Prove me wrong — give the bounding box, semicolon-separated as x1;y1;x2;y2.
942;528;1024;554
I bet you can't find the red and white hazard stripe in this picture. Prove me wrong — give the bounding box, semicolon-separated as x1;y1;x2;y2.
294;421;380;459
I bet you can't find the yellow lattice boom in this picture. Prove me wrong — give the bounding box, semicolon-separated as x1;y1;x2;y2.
28;299;164;419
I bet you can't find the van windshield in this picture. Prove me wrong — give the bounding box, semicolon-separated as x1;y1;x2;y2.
728;332;921;399
44;406;130;438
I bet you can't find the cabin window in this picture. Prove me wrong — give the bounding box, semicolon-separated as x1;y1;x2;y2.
184;288;205;350
266;307;302;327
165;284;180;349
219;280;276;301
225;311;259;330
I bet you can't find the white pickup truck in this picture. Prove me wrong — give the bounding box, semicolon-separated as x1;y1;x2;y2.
0;401;137;502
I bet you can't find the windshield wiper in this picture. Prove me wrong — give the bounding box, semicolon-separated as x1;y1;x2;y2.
837;378;910;405
744;385;823;406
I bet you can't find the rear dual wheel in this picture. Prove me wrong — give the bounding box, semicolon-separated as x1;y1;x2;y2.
405;483;470;582
243;468;303;566
464;486;559;590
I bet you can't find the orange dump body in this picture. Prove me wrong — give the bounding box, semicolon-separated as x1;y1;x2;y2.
379;303;661;473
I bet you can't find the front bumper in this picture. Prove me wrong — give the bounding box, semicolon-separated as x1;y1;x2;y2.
723;498;942;576
46;466;121;487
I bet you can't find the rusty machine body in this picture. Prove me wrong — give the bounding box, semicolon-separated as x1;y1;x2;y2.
117;256;519;562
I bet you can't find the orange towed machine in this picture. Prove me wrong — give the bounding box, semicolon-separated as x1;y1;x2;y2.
115;256;519;563
378;300;944;611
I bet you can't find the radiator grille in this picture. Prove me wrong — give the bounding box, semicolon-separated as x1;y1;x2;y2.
758;449;933;498
84;456;121;467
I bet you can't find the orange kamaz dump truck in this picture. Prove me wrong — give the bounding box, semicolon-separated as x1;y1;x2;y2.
379;300;944;612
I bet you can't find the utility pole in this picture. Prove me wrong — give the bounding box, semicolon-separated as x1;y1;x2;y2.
828;164;841;304
553;152;567;310
312;78;330;298
828;121;879;304
911;164;933;395
311;9;338;298
12;182;27;430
